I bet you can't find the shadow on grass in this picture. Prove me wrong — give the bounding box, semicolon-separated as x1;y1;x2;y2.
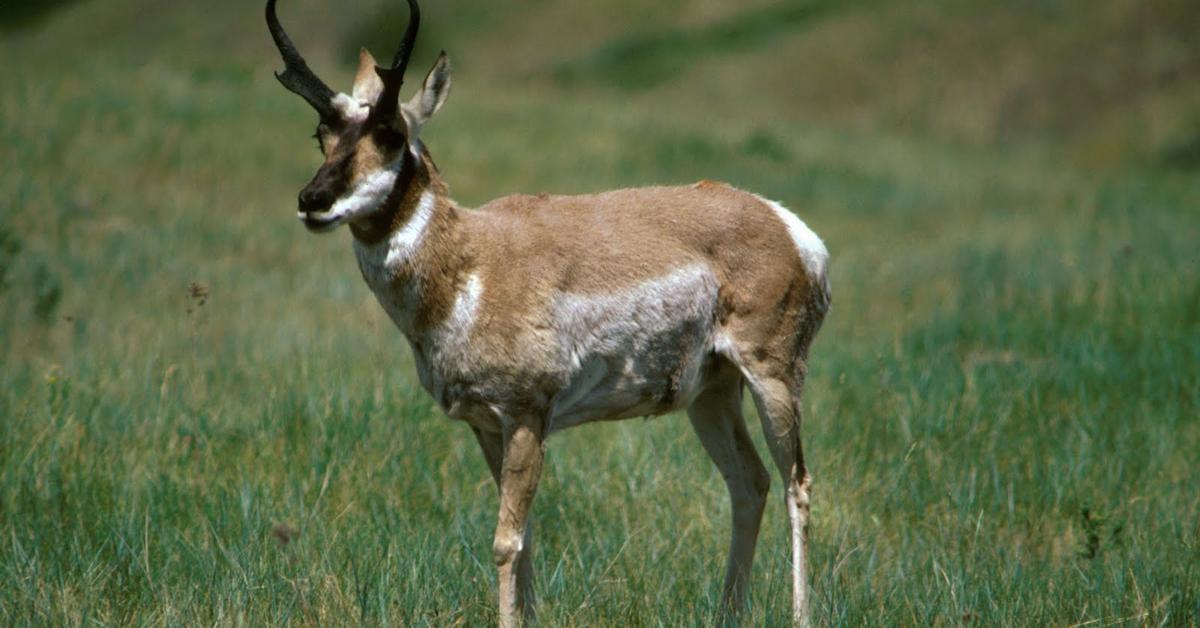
0;0;84;32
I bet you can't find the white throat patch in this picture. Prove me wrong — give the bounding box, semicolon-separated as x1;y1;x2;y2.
352;189;437;279
352;188;440;334
384;189;436;267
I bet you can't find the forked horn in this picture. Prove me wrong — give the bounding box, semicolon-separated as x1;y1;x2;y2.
371;0;421;124
266;0;337;119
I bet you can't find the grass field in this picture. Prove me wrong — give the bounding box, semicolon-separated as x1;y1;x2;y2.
2;0;1198;624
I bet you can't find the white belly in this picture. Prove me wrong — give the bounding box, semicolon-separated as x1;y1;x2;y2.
544;263;720;432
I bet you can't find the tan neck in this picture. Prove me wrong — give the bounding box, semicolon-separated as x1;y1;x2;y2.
349;147;470;337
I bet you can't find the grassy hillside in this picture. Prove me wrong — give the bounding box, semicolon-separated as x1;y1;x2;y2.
1;0;1197;625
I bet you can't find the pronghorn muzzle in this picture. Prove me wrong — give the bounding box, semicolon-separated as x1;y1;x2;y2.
296;158;352;229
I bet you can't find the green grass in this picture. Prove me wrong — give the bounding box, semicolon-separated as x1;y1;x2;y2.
0;0;82;32
2;0;1198;624
550;0;848;91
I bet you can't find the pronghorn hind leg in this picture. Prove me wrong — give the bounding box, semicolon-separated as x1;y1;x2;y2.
743;367;813;628
473;426;539;626
686;371;771;618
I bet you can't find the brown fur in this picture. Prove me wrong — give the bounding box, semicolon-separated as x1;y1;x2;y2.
344;152;826;419
278;37;828;627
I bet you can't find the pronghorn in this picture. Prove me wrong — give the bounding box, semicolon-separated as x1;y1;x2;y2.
266;0;831;625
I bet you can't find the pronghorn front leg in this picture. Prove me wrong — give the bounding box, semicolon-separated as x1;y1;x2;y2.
492;419;544;628
472;427;537;622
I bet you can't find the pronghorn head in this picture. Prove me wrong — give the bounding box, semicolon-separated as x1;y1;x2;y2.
266;0;451;233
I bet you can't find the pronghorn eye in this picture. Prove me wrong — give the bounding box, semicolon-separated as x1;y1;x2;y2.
312;123;334;151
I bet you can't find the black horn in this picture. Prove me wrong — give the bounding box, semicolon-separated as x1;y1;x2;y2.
266;0;337;119
371;0;421;124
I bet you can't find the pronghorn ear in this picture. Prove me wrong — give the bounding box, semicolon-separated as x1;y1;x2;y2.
402;52;451;133
352;48;384;104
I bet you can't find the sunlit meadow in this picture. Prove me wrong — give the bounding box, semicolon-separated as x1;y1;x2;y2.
2;0;1197;624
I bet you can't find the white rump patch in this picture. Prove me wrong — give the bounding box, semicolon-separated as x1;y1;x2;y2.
331;92;370;124
754;195;828;281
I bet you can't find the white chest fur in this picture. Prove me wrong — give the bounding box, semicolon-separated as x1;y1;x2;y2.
352;190;438;332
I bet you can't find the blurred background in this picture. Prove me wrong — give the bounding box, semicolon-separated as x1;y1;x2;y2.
2;0;1197;624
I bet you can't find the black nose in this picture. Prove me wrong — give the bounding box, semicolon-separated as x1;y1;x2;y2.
298;188;332;213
